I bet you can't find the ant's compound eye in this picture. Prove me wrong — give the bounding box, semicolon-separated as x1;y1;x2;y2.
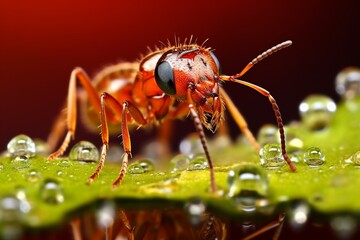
155;61;176;95
210;51;221;74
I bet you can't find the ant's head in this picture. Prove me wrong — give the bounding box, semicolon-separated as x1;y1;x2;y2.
155;45;223;130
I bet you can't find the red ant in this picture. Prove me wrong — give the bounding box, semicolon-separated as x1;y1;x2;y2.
47;37;296;192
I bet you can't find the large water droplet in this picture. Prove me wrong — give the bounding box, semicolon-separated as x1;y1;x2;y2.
299;95;337;130
179;133;203;157
335;66;360;100
227;165;269;198
227;165;269;212
40;179;64;204
184;198;206;226
257;124;278;146
7;135;35;159
69;141;99;163
169;154;190;172
128;159;154;174
259;143;285;169
189;154;208;170
304;147;325;166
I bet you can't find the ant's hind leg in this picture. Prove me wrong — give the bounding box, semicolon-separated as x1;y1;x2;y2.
48;68;102;159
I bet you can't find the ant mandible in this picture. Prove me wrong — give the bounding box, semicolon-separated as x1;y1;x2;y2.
47;37;296;192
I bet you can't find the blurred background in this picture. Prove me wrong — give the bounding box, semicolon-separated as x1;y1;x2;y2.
0;0;359;152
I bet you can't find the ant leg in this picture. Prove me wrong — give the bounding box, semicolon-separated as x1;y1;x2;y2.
48;67;103;159
188;103;216;193
220;77;296;172
87;92;146;186
242;212;285;240
220;89;260;152
117;210;134;240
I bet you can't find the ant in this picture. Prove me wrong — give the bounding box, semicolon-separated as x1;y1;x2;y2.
47;37;296;192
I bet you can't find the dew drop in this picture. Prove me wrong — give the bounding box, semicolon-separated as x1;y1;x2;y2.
303;147;325;166
69;141;99;163
179;133;203;157
259;143;285;169
189;154;208;170
257;124;278;146
227;165;269;198
184;198;206;226
169;154;190;172
40;179;64;204
0;196;22;239
351;150;360;166
57;159;72;168
15;187;31;214
7;134;35;159
27;169;42;182
228;166;269;212
335;66;360;100
299;94;337;130
12;155;31;170
128;159;154;174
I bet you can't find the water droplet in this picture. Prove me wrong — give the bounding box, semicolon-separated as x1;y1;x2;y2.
257;124;278;146
227;165;269;213
288;201;310;230
259;143;285;169
69;141;99;163
184;198;206;226
28;170;42;182
96;201;115;229
15;187;31;214
169;154;190;172
289;154;301;163
179;133;203;157
299;95;336;130
11;155;31;170
189;154;208;170
40;179;64;204
304;147;325;166
57;159;72;168
7;134;35;158
228;165;269;197
128;159;154;174
335;66;360;100
331;215;357;239
0;196;22;239
351;150;360;166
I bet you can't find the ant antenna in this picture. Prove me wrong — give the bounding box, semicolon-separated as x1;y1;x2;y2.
234;40;292;78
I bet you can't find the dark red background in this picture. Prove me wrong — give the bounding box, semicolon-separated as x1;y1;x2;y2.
0;0;359;151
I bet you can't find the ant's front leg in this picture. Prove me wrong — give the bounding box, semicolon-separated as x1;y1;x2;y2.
47;67;103;159
87;93;146;187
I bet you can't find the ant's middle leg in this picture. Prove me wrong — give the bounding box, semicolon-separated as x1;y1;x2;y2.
87;93;147;187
